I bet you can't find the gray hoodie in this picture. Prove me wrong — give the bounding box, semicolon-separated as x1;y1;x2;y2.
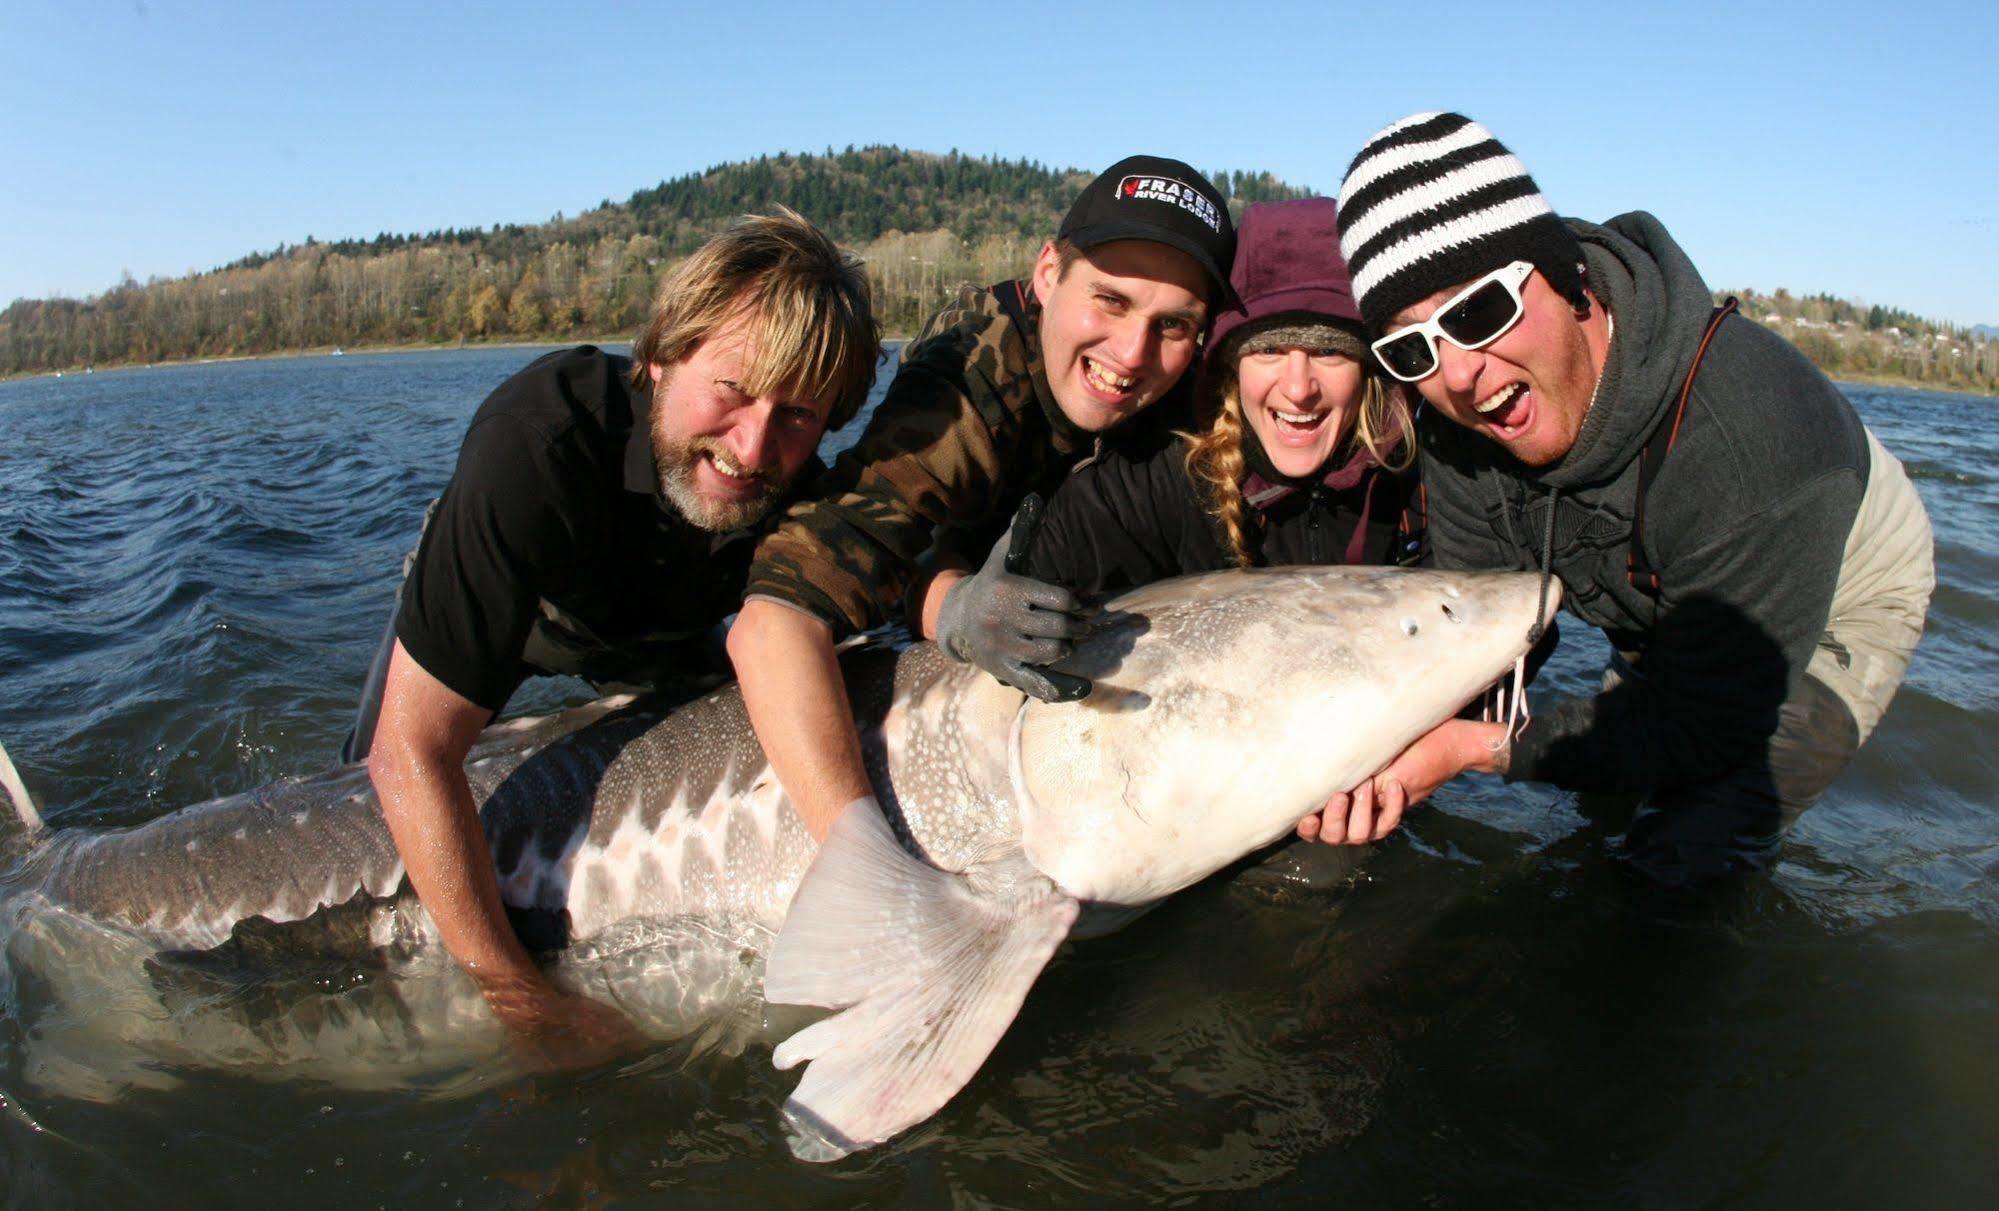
1420;212;1876;792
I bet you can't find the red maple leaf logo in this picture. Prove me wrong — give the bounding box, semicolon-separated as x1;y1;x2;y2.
1122;179;1139;196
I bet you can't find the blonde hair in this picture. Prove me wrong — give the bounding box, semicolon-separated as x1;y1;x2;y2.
630;207;880;427
1183;356;1414;567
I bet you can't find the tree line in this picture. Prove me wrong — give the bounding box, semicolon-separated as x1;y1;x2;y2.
3;145;1991;395
1728;287;1999;396
0;147;1304;375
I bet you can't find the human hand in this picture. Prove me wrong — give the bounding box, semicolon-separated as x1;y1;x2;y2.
477;971;642;1072
1296;774;1408;846
933;494;1093;702
1295;719;1511;845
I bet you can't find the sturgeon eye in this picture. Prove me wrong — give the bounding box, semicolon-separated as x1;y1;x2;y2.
1400;617;1420;636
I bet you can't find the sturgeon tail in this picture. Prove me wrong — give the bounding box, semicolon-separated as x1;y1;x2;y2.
764;802;1078;1162
0;740;48;844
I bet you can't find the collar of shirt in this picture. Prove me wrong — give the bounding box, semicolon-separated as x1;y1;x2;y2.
992;279;1092;459
622;373;666;500
1239;423;1388;516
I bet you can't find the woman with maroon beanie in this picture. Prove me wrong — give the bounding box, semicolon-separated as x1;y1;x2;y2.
1022;196;1417;595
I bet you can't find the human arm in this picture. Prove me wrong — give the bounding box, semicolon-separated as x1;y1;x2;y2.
912;565;967;640
741;290;1067;636
1291;471;1845;842
932;496;1094;702
727;597;875;842
1508;470;1858;792
1296;718;1510;844
1021;432;1219;595
922;435;1223;697
729;344;1015;837
367;642;632;1056
375;393;634;1055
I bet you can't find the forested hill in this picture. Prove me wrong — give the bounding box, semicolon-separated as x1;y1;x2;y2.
224;146;1306;268
3;146;1994;395
0;147;1304;375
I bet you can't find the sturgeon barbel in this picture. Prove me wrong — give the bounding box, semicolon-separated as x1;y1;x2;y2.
0;566;1554;1159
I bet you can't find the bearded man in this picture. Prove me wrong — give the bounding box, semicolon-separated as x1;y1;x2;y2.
358;210;878;1048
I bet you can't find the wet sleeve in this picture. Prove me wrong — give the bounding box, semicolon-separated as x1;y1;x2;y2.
394;416;577;712
1026;443;1211;597
742;358;1014;636
1507;469;1861;792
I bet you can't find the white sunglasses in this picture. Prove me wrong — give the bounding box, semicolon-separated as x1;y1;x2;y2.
1370;260;1535;383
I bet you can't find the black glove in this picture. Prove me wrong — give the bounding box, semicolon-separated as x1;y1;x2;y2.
933;495;1093;702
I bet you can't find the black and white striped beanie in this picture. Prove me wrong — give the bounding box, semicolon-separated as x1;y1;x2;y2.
1336;111;1586;334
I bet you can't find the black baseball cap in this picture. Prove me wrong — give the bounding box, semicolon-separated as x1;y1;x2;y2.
1059;155;1239;308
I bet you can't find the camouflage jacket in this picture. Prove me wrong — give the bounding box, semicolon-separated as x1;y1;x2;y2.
744;280;1097;635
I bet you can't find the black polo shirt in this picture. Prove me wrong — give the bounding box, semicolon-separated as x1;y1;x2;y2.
395;346;817;712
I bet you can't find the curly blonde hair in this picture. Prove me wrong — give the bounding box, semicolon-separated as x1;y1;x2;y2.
1183;353;1414;567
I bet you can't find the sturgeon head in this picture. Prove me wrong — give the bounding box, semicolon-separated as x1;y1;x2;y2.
1017;565;1555;904
766;565;1555;1162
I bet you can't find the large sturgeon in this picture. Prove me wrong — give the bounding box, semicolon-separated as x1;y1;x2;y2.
0;566;1552;1160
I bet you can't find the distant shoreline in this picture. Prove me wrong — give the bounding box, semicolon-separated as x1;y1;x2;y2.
3;338;1989;400
0;334;923;385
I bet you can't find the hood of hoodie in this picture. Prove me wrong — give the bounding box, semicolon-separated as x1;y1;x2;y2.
1536;211;1714;490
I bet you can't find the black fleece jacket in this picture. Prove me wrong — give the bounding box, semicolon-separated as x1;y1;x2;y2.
1421;212;1867;792
1024;423;1412;597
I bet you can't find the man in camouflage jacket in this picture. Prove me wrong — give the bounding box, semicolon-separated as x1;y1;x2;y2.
728;155;1237;842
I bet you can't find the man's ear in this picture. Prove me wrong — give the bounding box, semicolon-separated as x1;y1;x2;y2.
1030;241;1063;306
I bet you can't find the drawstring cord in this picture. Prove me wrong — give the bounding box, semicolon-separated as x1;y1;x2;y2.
1528;485;1559;645
1486;484;1560;753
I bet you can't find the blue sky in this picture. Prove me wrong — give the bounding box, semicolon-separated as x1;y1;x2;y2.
4;0;1994;326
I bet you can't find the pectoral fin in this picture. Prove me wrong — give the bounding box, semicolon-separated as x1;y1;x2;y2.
764;802;1077;1162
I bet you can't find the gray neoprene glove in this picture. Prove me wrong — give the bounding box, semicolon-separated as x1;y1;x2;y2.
933;495;1093;702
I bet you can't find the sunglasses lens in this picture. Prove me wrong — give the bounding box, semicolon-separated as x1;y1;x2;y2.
1375;331;1436;380
1438;279;1521;349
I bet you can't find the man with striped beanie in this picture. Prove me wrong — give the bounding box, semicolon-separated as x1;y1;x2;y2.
1303;111;1933;890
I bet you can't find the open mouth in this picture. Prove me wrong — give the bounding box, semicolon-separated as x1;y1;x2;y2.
1265;406;1332;446
700;448;763;492
1082;356;1138;402
1474;382;1533;436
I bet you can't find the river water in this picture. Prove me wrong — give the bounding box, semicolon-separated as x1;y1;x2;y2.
0;348;1993;1208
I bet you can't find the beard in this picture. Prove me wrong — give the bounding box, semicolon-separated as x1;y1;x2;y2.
651;429;788;533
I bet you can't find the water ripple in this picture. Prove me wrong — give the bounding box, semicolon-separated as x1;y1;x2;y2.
0;356;1994;1206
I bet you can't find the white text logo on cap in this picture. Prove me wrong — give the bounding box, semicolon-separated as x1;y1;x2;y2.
1117;176;1222;234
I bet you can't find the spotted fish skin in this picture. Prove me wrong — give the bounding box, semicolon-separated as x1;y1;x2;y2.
2;566;1553;1144
3;646;1016;962
0;642;1025;1101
